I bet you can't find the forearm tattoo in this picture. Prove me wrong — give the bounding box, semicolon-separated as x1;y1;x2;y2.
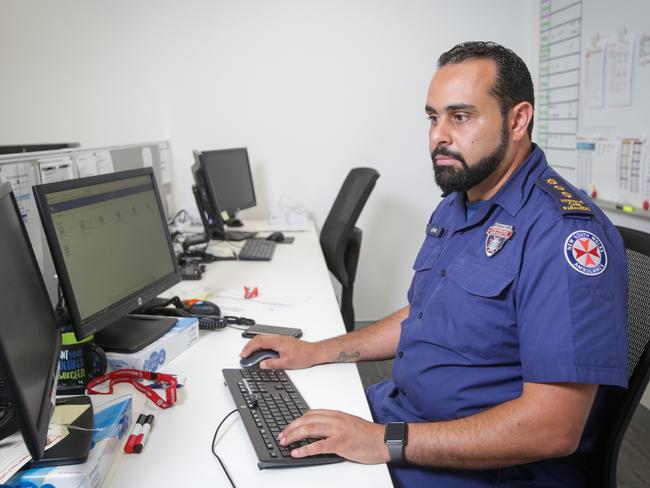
335;351;361;363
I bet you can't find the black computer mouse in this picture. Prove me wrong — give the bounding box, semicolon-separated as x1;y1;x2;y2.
240;349;280;369
266;231;285;242
187;300;220;316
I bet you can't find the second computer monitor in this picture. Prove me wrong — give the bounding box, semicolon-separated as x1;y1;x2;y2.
33;168;180;352
197;147;256;225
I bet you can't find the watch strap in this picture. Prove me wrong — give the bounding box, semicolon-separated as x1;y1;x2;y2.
384;422;408;464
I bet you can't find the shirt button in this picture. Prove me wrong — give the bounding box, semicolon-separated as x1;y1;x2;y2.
440;270;447;277
418;311;423;319
398;351;404;358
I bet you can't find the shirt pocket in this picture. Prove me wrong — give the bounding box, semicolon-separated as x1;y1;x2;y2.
408;237;443;305
413;235;442;271
440;254;516;359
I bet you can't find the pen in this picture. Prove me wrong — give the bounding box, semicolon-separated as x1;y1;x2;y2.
134;414;155;453
124;414;147;454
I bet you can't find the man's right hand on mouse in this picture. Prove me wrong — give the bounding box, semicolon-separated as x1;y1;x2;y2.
240;335;319;370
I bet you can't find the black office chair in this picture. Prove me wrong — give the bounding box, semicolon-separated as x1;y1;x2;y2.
320;167;379;333
585;226;650;487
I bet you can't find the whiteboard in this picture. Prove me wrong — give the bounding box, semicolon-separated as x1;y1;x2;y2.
538;0;650;223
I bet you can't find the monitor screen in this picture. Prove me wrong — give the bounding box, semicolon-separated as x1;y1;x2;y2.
199;148;256;215
34;168;180;342
0;182;60;460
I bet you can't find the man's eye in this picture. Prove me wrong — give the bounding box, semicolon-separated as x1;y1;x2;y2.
454;113;469;123
427;114;439;124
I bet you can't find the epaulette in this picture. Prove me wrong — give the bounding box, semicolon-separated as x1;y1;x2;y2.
535;173;594;217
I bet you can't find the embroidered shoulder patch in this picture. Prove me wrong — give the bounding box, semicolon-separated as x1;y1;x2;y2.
564;230;607;276
536;173;594;217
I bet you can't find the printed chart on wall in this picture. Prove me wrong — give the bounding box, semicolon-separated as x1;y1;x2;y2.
540;0;650;218
0;163;43;270
537;0;583;183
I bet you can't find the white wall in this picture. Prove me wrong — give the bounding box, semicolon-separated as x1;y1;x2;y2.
0;0;537;321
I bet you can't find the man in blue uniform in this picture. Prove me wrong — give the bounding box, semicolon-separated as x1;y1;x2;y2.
241;41;628;487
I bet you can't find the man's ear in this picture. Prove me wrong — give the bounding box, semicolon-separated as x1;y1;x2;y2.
510;101;534;142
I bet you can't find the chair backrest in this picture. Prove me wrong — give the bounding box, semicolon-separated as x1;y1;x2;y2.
319;167;379;287
586;226;650;488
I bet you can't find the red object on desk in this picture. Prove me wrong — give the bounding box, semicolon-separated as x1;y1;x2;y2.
244;286;259;299
87;369;178;409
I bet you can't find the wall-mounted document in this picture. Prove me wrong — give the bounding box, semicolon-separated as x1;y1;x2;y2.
607;34;635;106
142;147;153;167
38;156;75;184
75;150;114;177
577;137;619;203
0;162;43;270
158;142;172;185
584;43;605;108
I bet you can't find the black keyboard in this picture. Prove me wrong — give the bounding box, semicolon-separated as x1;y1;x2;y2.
238;239;276;261
222;369;343;469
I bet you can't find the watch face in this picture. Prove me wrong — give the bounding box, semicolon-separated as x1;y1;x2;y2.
385;422;407;442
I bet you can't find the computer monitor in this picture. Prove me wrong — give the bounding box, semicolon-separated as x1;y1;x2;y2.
0;182;92;466
191;148;257;241
0;143;80;155
33;168;180;353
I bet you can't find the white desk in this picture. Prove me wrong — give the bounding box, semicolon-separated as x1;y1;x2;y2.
105;222;392;487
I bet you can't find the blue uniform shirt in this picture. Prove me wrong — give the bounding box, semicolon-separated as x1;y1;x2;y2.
367;145;628;487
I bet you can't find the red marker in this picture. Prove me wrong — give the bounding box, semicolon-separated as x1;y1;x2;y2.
124;414;146;454
134;414;155;453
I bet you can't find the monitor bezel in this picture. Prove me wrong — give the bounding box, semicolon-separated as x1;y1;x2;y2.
0;182;61;461
191;156;227;237
33;168;181;341
198;147;257;216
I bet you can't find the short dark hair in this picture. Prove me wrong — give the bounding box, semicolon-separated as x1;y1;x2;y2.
437;41;535;139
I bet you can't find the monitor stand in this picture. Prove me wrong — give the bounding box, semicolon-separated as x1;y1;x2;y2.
224;217;244;227
0;396;94;468
211;229;256;241
29;396;94;467
192;185;256;241
94;314;178;353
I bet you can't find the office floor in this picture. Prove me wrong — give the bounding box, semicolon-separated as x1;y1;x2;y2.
354;322;650;487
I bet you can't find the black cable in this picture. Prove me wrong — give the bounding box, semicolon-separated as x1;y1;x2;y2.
211;409;239;488
167;208;190;226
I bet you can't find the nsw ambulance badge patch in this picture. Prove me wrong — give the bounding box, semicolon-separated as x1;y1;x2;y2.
485;223;514;257
564;230;607;276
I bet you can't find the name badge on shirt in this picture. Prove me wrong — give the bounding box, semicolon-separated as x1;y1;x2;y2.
427;225;444;238
485;223;514;257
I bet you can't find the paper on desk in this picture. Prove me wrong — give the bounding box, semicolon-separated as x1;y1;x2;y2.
205;242;238;257
51;404;90;426
0;426;68;483
205;288;310;313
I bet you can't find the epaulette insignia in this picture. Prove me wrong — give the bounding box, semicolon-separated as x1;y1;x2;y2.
536;173;594;217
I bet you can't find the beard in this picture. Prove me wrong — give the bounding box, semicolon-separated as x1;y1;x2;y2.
431;121;509;194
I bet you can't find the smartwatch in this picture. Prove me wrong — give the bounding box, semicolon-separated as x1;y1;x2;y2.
384;422;408;464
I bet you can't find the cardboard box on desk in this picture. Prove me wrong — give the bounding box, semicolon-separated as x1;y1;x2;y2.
7;395;132;488
106;317;199;372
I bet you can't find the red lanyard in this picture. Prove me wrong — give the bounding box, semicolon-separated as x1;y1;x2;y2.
86;369;178;409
